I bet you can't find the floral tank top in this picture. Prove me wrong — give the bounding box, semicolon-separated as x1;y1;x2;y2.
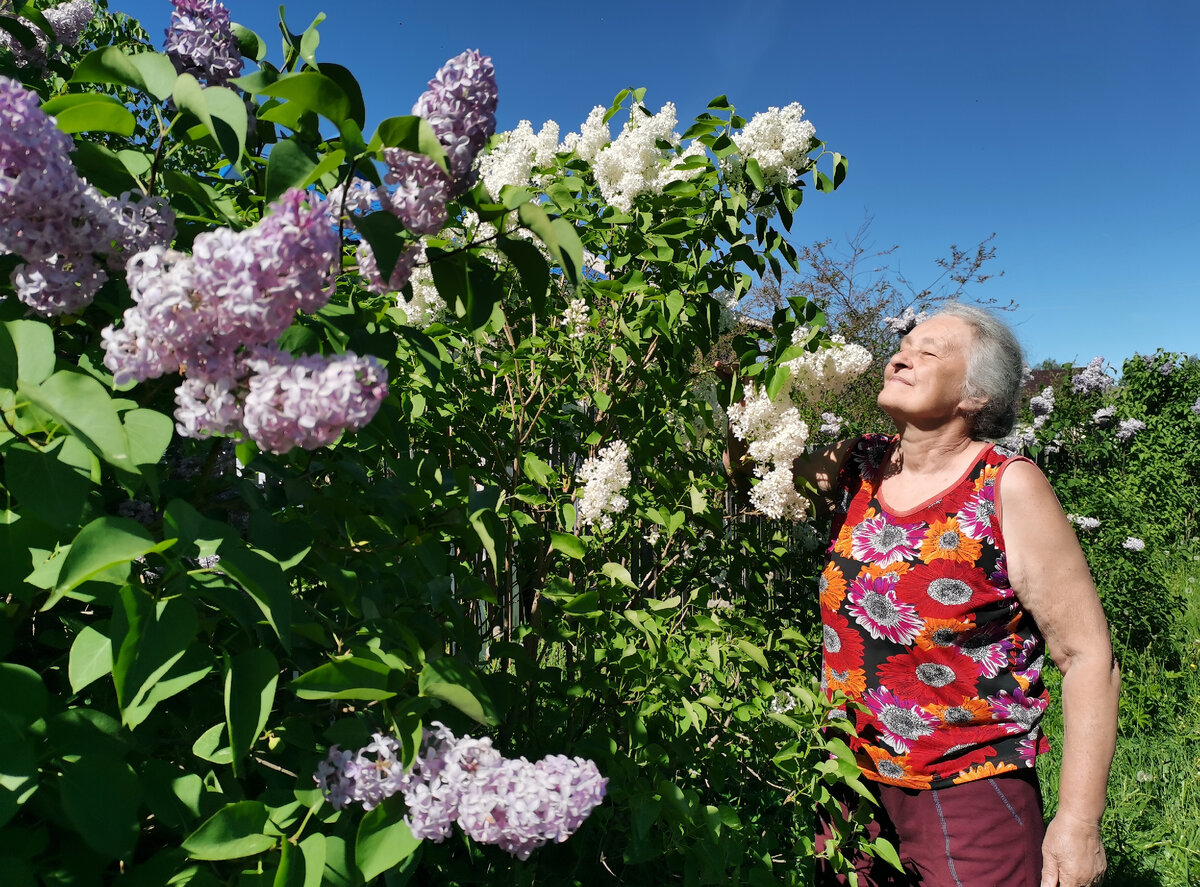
820;434;1051;789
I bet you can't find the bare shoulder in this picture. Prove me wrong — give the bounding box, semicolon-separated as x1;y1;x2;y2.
996;458;1061;518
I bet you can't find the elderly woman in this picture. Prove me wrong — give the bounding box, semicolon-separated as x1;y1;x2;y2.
730;304;1119;887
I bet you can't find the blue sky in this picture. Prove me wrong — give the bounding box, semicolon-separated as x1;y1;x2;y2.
115;0;1199;366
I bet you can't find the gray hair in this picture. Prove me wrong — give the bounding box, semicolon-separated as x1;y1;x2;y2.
930;303;1025;440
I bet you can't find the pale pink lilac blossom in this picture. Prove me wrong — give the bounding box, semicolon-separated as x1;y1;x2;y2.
1;77;175;315
411;49;498;191
1121;537;1145;552
314;722;607;860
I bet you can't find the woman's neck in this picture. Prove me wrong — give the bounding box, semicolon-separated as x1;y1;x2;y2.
891;424;984;477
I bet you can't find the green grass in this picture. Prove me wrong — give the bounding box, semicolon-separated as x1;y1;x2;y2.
1039;553;1200;886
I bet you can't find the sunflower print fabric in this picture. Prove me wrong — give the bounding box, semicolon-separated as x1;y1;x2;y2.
821;434;1051;789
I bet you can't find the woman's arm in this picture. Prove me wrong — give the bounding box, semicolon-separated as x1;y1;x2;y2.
997;460;1120;887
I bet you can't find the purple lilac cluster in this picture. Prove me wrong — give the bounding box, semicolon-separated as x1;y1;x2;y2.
103;189;388;452
163;0;242;86
1192;396;1200;418
1;77;175;315
411;49;498;192
0;0;95;71
1029;386;1054;429
314;722;607;860
1092;405;1116;428
1114;418;1146;443
1071;356;1114;395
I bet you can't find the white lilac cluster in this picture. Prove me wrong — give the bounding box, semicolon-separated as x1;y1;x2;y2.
1122;537;1146;552
163;0;242;86
1092;406;1116;427
102;189;388;452
730;102;817;187
560;297;589;338
1029;386;1055;429
412;49;498;192
575;440;632;531
0;0;94;71
1192;396;1200;417
590;103;707;212
561;106;610;164
727;383;811;521
881;306;928;336
314;724;607;861
1114;418;1146;443
1067;514;1101;532
782;328;873;404
397;259;447;328
1;77;175;315
1071;356;1114;395
478;119;561;198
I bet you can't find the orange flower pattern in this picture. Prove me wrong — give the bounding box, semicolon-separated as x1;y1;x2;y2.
820;435;1051;789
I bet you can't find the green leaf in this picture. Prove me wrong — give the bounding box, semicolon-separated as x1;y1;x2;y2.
871;836;904;872
41;93;135;136
3;319;55;386
833;152;848;189
192;722;233;765
522;452;556;488
68;623;113;693
0;719;38;830
173;75;247;168
707;95;733;111
744;157;766;191
225;647;279;774
735;639;769;669
254;71;351;127
298;835;326;887
59;755;140;859
19;370;136;473
517;203;582;287
468;507;504;576
3;441;94;532
419;657;499;726
602;562;635;589
231;23;268;62
70;47;177;101
182;801;276;861
122;408;175;469
355;797;421;881
550;531;585;560
110;587;200;724
0;664;45;729
292;657;395;701
367;115;448;173
47;517;172;611
265;138;319;203
355;210;410;287
498;237;550;315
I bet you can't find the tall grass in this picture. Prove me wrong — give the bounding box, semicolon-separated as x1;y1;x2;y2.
1039;552;1200;886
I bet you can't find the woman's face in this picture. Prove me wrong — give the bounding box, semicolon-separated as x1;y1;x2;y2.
876;315;977;427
